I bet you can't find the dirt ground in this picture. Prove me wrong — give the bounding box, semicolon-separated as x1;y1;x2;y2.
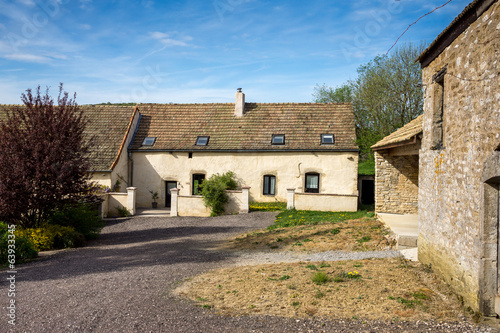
176;217;476;323
175;257;470;322
219;217;395;253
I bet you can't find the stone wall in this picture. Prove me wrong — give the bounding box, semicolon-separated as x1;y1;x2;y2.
418;2;500;313
375;151;419;214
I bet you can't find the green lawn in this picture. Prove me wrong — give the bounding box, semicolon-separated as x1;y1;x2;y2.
269;209;375;230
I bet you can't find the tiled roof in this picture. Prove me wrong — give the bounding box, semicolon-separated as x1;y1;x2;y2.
82;105;137;171
371;115;423;150
0;104;137;171
130;103;358;152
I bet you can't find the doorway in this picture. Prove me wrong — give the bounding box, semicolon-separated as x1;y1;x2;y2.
165;181;177;208
479;151;500;316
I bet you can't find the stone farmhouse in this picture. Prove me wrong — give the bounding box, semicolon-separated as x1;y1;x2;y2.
373;0;499;316
0;90;360;216
128;90;359;214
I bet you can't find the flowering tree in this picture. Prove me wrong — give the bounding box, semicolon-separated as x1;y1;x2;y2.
0;84;92;228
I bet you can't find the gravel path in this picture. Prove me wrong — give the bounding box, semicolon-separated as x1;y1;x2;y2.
0;213;494;332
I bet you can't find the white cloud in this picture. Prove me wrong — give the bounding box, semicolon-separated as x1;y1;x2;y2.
80;23;91;30
4;53;52;63
149;31;193;47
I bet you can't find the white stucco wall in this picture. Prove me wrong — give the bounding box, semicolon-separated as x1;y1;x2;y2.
294;193;358;212
176;191;243;217
131;151;358;208
89;172;112;188
108;193;128;216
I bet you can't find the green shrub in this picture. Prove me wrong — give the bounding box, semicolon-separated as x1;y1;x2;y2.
0;222;38;266
16;225;85;251
201;171;238;216
116;206;131;217
49;203;104;239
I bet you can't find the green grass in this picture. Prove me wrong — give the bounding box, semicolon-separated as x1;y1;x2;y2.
358;160;375;176
312;271;331;285
249;201;287;212
269;209;373;230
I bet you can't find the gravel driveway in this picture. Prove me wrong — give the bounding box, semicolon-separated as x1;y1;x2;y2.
1;213;493;332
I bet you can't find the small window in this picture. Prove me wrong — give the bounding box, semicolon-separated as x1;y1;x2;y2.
305;173;319;193
142;137;156;146
271;134;285;145
321;134;335;144
192;174;205;195
263;175;276;195
195;136;210;146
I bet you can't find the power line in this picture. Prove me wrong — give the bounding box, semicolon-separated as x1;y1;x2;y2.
386;0;454;55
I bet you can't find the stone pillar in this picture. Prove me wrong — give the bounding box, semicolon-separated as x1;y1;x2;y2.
287;188;295;210
240;186;250;213
170;188;179;217
126;187;136;216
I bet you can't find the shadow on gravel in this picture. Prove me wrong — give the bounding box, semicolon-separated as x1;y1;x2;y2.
2;224;250;284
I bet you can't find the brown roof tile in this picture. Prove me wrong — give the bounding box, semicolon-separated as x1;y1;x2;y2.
0;104;137;171
371;115;423;150
130;103;358;151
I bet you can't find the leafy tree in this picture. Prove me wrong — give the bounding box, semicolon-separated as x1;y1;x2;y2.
314;43;425;161
0;84;92;228
313;83;353;103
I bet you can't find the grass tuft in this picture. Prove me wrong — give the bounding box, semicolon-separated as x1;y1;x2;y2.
312;271;331;285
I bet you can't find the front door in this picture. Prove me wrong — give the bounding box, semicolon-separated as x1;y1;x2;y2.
165;181;177;208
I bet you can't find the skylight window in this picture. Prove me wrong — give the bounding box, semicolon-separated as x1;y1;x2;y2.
195;136;210;146
142;137;156;146
321;134;335;145
271;134;285;145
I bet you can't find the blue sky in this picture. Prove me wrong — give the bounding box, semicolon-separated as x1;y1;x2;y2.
0;0;472;104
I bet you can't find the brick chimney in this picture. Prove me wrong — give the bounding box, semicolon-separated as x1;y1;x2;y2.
235;88;245;117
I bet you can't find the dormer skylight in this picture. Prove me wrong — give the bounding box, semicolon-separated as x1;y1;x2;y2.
271;134;285;145
142;137;156;146
321;134;335;145
195;136;210;146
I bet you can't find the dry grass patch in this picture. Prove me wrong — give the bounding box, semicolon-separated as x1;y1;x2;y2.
220;217;394;252
175;257;465;321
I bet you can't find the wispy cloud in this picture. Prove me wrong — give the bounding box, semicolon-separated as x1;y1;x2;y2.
149;31;194;47
3;53;53;63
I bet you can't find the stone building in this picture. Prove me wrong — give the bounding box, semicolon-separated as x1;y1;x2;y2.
372;115;422;215
417;0;500;315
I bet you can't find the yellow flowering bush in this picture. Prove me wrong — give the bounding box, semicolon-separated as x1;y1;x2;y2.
16;225;85;251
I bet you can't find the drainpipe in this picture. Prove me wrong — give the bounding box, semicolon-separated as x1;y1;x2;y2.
129;152;134;187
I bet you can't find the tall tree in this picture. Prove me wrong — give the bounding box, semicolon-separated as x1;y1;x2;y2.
0;84;91;228
314;43;425;161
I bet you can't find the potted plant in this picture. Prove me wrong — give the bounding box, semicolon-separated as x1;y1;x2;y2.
149;190;159;208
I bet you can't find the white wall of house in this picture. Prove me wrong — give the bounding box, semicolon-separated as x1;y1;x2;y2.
131;150;358;208
89;172;112;188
